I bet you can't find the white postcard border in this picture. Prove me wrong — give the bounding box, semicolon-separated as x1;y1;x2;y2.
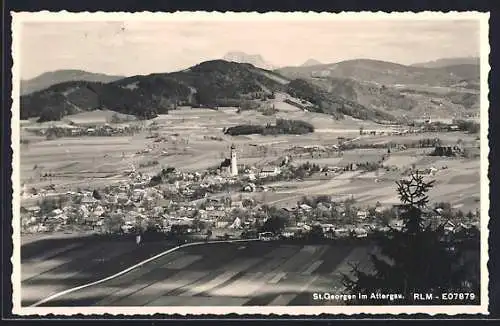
10;10;491;316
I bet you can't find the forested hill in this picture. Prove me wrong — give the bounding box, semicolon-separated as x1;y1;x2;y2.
20;60;291;122
20;58;479;123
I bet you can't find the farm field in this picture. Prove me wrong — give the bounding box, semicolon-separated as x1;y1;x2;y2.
19;106;480;213
25;240;374;307
21;235;177;306
18;108;384;190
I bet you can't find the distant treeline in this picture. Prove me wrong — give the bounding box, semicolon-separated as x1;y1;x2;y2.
224;119;315;136
454;119;480;133
21;61;288;122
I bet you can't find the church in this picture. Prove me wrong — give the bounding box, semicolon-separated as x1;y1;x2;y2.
218;144;239;176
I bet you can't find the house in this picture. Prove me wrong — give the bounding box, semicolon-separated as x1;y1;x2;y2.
197;209;208;219
215;221;230;228
81;196;98;207
391;204;406;218
317;202;332;211
443;220;456;233
91;206;105;219
389;219;404;231
132;189;145;201
243;183;256;192
50;208;63;216
320;223;335;233
357;210;369;220
259;166;281;178
84;214;101;225
246;173;257;181
433;146;458;157
434;208;444;216
228;217;242;229
25;206;41;215
334;206;346;216
334;228;350;238
299;204;313;212
452;222;471;234
152;206;164;216
206;210;226;219
231;201;243;209
353;228;368;238
281;227;301;238
282;207;297;213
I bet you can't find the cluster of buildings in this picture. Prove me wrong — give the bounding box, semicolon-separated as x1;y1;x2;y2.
19;147;284;235
279;200;479;240
27;123;140;138
20;143;479;241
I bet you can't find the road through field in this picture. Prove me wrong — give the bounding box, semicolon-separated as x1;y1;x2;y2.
27;241;372;307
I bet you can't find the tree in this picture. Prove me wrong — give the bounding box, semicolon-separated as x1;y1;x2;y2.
242;198;254;208
205;229;213;242
92;189;102;200
342;171;479;304
102;215;124;234
308;224;325;241
109;113;122;124
260;216;286;234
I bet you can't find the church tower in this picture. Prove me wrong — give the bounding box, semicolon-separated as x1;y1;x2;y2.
230;144;238;176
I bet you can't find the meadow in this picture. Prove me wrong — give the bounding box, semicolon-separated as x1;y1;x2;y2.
19;104;480;213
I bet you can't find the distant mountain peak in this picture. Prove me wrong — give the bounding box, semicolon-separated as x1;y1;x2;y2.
411;57;480;68
222;51;277;70
301;59;322;67
21;69;125;95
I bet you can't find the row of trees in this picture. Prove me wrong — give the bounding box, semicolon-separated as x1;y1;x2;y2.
224;119;315;136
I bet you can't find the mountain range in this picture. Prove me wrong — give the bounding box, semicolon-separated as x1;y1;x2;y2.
276;59;479;88
410;57;480;68
21;70;125;95
222;52;323;69
20;57;480;123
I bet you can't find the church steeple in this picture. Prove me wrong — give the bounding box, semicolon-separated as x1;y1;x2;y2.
230;144;238;176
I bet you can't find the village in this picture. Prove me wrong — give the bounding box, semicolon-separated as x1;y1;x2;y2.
19;136;480;242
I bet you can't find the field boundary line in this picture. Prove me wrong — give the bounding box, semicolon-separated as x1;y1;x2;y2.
29;238;259;307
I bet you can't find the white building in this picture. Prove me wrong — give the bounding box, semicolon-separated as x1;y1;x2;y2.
230;144;238;176
259;166;281;178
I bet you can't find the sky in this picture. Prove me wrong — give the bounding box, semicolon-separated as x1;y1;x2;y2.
19;18;481;80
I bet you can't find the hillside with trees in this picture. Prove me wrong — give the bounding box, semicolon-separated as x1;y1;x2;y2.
286;79;398;122
21;58;479;123
278;58;480;119
20;81;167;122
20;60;288;122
